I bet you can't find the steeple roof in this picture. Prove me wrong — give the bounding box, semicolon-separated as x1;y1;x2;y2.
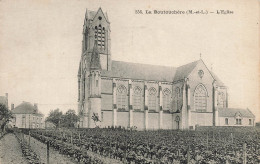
90;40;101;70
84;8;109;24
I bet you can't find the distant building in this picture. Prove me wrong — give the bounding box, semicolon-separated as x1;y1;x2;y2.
218;108;255;126
45;121;56;129
77;8;255;130
11;102;44;129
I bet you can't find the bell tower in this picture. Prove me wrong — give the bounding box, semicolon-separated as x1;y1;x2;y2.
82;7;111;71
78;8;110;128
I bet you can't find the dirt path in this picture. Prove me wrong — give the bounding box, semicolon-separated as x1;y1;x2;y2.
24;135;76;164
0;133;28;164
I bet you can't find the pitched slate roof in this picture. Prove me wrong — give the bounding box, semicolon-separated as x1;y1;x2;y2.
102;60;177;82
12;102;43;116
101;59;225;85
218;108;255;118
173;60;200;81
85;8;109;22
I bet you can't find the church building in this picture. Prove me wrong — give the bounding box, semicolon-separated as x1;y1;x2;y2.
77;8;255;130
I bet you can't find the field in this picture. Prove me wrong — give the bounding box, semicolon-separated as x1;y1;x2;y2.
0;127;259;164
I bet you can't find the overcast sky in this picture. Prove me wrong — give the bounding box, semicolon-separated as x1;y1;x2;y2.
0;0;259;121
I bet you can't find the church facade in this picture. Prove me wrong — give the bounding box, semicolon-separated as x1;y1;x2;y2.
77;8;255;130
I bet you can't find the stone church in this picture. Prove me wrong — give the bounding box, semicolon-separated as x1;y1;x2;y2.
77;8;255;130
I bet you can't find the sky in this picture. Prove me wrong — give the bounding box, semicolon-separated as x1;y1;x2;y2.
0;0;259;121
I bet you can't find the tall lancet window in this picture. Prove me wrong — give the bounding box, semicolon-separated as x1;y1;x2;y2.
82;76;86;100
94;25;105;49
194;84;207;112
175;87;181;111
133;87;142;111
84;30;88;50
148;87;157;111
218;92;225;108
163;89;171;110
22;115;26;128
117;85;127;111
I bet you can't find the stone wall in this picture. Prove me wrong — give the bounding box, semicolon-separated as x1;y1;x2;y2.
190;112;213;128
13;114;44;129
188;61;214;113
100;110;180;130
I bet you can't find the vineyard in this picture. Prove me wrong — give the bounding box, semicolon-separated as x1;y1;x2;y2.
7;127;259;164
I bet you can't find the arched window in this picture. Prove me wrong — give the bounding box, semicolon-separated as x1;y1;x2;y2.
218;92;225;108
94;25;105;49
82;76;86;100
22;115;26;128
163;89;171;110
133;87;142;110
175;116;180;129
194;84;207;112
175;87;181;111
148;87;157;111
225;118;229;125
117;85;127;111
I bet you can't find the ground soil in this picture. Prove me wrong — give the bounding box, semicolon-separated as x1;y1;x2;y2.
0;133;28;164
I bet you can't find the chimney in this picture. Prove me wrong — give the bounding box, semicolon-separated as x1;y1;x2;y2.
34;103;38;112
11;104;14;110
5;93;8;108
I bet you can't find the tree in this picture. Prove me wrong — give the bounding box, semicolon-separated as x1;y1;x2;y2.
91;112;101;127
0;104;13;132
256;122;260;127
46;109;62;128
61;109;79;128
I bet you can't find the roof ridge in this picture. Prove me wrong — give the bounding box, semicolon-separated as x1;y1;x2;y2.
219;107;247;110
111;60;176;68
